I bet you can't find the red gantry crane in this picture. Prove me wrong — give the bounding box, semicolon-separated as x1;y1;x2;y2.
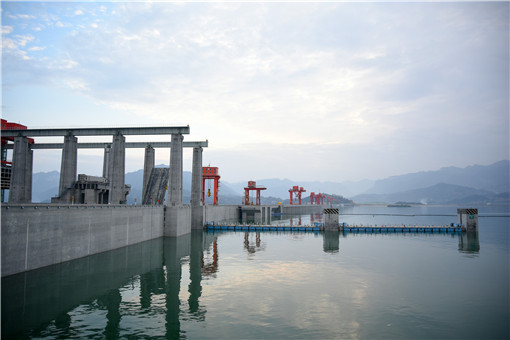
310;192;326;205
327;196;338;205
202;166;220;205
288;185;306;205
244;181;266;205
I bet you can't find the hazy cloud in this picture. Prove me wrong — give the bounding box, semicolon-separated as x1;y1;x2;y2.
2;1;508;181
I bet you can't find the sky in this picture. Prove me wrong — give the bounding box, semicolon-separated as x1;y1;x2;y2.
2;1;509;183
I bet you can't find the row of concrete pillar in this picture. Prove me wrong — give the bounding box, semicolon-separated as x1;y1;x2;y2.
8;133;204;211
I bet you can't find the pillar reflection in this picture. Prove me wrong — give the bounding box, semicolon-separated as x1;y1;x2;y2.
163;237;185;339
323;230;340;253
244;233;264;255
139;267;166;309
189;231;205;320
98;288;122;340
458;231;480;253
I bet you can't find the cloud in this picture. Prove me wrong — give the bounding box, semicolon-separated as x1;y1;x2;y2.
8;14;36;20
2;25;14;34
2;2;508;181
28;46;46;51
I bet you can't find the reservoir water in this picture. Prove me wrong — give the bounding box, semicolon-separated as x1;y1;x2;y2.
2;205;509;339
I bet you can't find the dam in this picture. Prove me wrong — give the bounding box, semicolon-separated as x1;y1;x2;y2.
1;122;325;276
1;123;477;278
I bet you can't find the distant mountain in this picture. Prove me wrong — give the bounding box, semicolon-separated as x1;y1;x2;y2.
221;178;373;199
29;165;240;204
352;183;509;205
363;160;509;195
27;160;510;205
32;171;60;203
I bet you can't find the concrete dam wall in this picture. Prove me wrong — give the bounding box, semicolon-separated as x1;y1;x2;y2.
1;204;165;277
1;203;323;277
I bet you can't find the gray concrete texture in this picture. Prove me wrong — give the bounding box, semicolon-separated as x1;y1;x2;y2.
168;134;183;206
58;135;77;200
191;146;203;229
458;208;478;231
3;141;208;149
109;134;126;204
1;126;190;137
164;205;191;237
143;145;155;199
9;137;32;203
1;205;164;277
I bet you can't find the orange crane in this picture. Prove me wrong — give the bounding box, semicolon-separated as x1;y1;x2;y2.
289;185;306;205
202;166;220;205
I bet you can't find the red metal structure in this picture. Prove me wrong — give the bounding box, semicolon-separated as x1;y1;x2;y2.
202;166;220;205
327;196;338;205
1;119;33;164
288;185;306;205
310;192;326;205
1;119;33;201
244;181;266;205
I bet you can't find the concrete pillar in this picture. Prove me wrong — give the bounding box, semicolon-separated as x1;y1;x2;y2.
9;137;31;203
58;134;78;201
323;208;339;231
103;145;111;179
191;147;203;229
457;208;478;232
25;148;33;203
168;134;183;206
143;145;155;199
108;133;125;204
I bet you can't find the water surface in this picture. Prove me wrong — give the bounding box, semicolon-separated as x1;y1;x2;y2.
2;205;509;339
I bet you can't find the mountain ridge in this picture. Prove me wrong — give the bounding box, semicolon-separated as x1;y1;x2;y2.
20;160;510;205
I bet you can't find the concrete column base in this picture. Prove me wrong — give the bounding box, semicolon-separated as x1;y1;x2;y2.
191;205;204;229
164;205;191;237
457;208;478;232
324;212;338;231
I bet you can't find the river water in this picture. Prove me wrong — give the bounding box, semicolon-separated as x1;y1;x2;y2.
2;205;509;339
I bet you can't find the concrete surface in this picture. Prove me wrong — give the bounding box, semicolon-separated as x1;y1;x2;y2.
1;204;164;277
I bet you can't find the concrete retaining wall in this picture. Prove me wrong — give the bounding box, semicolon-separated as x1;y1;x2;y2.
204;205;241;223
282;204;323;214
164;205;191;237
1;204;164;277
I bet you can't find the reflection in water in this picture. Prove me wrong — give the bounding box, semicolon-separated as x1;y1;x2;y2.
244;232;265;255
1;232;217;340
189;231;205;321
99;289;122;339
1;227;492;339
202;237;219;278
310;212;322;225
458;231;480;253
323;231;340;253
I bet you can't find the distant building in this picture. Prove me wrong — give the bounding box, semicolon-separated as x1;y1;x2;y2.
51;174;130;204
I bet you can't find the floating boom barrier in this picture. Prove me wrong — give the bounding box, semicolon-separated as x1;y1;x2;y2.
205;223;463;233
206;224;321;232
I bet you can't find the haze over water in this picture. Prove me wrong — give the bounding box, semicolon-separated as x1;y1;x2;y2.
2;205;509;339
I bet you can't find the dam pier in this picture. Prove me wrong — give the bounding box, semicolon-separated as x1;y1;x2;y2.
0;122;322;277
1;123;479;278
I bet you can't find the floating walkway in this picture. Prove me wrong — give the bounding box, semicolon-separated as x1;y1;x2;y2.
341;225;462;233
205;223;463;233
206;224;322;232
